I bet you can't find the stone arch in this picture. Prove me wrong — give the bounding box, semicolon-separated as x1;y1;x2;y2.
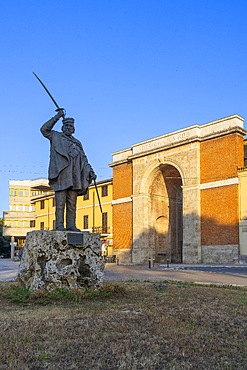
140;161;183;263
139;158;185;195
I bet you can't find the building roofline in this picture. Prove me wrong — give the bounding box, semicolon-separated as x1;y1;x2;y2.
110;114;246;165
111;114;245;157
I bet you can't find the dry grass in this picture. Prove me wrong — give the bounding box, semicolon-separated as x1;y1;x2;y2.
0;280;246;370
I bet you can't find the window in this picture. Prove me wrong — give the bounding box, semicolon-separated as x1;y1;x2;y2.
40;222;44;230
102;212;108;233
30;220;36;228
40;200;45;209
18;190;23;196
102;185;108;197
83;215;89;229
53;220;56;230
52;197;55;207
83;191;89;200
10;189;17;196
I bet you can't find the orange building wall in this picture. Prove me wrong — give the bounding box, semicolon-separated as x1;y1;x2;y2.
200;133;244;183
112;162;133;250
200;134;242;245
113;162;132;199
201;185;239;245
113;202;133;250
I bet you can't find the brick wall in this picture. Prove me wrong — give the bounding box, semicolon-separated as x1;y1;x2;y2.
113;162;132;200
201;185;239;245
112;162;133;250
112;202;132;250
200;133;244;183
200;133;243;245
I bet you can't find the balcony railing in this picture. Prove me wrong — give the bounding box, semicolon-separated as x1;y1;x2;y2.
92;226;111;234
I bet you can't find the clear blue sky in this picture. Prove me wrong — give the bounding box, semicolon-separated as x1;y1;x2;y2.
1;0;247;214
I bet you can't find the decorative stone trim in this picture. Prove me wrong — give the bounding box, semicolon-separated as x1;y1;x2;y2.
113;249;133;264
200;178;239;190
112;196;132;205
111;115;246;164
201;244;239;264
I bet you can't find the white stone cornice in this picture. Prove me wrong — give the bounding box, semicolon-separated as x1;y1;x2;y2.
112;196;132;205
110;115;246;162
200;177;239;190
182;184;200;191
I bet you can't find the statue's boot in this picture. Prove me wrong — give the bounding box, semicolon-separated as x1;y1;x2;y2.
56;225;66;231
55;190;66;231
66;190;81;232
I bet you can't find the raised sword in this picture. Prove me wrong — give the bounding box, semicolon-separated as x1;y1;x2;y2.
33;72;65;114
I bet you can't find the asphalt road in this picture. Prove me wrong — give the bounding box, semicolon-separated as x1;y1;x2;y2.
0;259;19;281
104;263;247;286
1;258;247;286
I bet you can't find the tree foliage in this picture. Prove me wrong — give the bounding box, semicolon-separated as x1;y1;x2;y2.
0;218;10;257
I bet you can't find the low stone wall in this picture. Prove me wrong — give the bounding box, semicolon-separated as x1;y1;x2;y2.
201;245;239;264
17;230;104;291
113;249;132;264
183;245;201;264
239;255;247;264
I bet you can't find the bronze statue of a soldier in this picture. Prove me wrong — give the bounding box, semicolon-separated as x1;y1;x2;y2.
41;109;96;231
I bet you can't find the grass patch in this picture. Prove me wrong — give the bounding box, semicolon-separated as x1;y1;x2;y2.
1;281;127;305
4;286;31;304
0;280;246;369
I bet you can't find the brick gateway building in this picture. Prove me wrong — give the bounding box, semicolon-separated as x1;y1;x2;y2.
109;115;247;264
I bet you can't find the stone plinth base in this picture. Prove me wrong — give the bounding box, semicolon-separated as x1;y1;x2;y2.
113;249;132;264
17;230;104;291
239;255;247;264
183;245;201;264
201;244;239;264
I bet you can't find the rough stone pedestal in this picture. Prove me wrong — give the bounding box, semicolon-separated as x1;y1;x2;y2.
17;230;104;291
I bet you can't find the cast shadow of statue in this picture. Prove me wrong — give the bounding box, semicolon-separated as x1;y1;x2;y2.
131;212;239;264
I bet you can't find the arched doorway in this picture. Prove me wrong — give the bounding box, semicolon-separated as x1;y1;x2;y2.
149;164;183;263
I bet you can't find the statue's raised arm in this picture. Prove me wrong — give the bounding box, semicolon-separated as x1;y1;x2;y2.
34;72;98;231
40;112;96;231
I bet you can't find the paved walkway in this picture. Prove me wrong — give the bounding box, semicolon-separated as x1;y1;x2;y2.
104;263;247;286
0;259;20;281
0;259;246;286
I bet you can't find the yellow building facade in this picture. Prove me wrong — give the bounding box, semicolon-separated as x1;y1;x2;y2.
3;178;50;257
31;178;113;246
3;178;113;257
